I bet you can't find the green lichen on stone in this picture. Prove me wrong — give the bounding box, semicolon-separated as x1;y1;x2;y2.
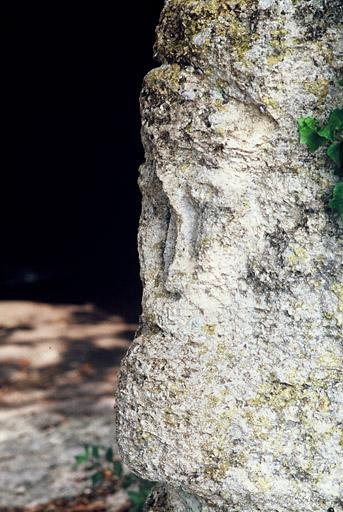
144;63;182;97
266;26;290;65
155;0;259;66
303;79;329;104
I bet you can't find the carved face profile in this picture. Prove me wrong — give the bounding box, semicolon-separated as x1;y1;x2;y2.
116;1;343;510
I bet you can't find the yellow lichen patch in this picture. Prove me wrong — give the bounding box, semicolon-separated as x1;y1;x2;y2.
315;42;334;65
249;382;296;410
144;64;182;97
287;246;308;267
303;79;329;104
213;98;228;113
247;380;331;418
251;473;272;492
206;394;221;407
315;175;331;190
203;324;217;335
266;26;289;66
156;0;259;65
216;341;226;355
215;126;226;137
202;439;247;480
199;345;209;356
152;240;165;251
270;28;288;42
266;54;285;66
245;411;273;430
179;162;191;172
318;351;343;369
262;96;280;110
205;356;217;370
199;237;212;250
318;395;330;413
163;408;178;426
144;312;157;327
204;460;231;480
332;283;343;312
167;381;191;403
244;410;274;440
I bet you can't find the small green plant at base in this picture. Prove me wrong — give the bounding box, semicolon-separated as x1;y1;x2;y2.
74;444;155;511
298;83;343;221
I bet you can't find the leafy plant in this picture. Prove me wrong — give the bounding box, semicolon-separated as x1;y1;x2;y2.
126;480;155;512
298;85;343;222
74;444;155;511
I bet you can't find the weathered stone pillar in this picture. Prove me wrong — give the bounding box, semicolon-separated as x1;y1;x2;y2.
115;1;343;510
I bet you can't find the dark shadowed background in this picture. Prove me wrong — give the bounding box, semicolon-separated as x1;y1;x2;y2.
0;6;167;508
1;3;164;312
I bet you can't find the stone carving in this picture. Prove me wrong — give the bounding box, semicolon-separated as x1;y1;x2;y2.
116;1;343;510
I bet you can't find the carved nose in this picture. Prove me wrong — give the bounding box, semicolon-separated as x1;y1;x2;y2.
164;220;194;293
161;186;199;294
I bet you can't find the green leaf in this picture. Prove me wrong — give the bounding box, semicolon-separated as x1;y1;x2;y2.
83;444;91;458
113;460;123;478
327;141;343;168
128;491;145;505
105;447;114;462
128;505;141;512
127;481;155;511
298;117;326;152
91;471;104;486
329;181;343;220
128;500;142;512
122;474;137;489
339;79;343;86
318;109;343;141
91;445;99;459
139;480;155;492
75;454;88;465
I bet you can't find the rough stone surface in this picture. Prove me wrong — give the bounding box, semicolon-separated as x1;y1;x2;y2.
116;1;343;510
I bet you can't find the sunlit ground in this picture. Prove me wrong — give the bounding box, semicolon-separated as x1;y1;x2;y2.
0;301;136;510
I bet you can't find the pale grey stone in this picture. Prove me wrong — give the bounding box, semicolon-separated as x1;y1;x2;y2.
116;1;343;510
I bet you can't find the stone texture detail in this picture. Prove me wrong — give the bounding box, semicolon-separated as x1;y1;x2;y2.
116;1;343;510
